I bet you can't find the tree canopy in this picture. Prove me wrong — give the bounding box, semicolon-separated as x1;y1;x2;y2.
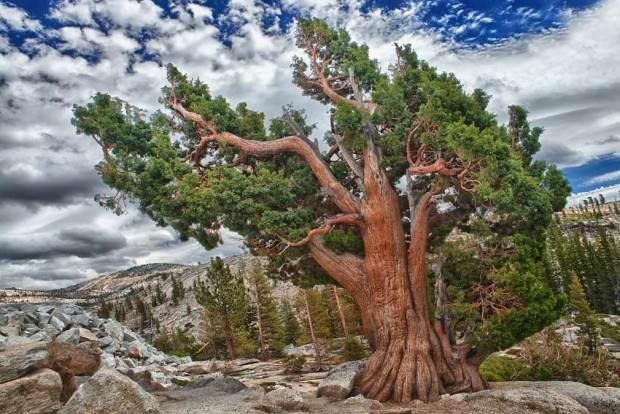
73;18;571;402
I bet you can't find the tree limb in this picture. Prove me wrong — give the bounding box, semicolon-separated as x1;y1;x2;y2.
279;213;363;248
307;238;368;302
170;101;361;214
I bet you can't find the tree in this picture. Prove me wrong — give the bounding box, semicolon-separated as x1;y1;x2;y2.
296;288;332;369
194;257;251;360
72;19;566;402
567;272;599;353
280;300;301;346
542;164;572;212
246;258;285;358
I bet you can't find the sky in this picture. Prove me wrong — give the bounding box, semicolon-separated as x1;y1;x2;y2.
0;0;618;289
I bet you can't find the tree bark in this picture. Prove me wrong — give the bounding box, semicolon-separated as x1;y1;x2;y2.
171;99;486;403
223;318;236;360
255;297;266;358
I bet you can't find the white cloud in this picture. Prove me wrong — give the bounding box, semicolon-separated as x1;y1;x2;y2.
1;0;619;289
585;169;620;185
0;3;42;32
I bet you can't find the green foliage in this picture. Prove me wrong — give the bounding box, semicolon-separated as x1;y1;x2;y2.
97;300;112;319
342;336;367;361
547;220;619;313
295;288;333;344
568;272;600;352
171;276;186;306
247;258;286;357
72;20;571;362
153;327;198;357
280;300;302;345
283;355;306;374
194;257;253;359
480;329;620;387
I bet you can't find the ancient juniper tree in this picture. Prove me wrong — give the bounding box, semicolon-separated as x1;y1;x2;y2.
73;19;569;402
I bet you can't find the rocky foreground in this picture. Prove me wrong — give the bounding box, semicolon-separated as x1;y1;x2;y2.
2;303;620;414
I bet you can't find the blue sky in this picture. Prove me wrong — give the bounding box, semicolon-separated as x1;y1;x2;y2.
0;0;618;288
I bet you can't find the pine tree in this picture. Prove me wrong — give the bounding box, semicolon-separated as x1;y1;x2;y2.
247;258;285;358
280;300;301;346
568;272;599;353
194;257;252;360
296;288;332;369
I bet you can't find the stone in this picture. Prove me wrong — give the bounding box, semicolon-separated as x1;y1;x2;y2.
77;328;99;343
0;341;49;384
71;314;92;328
101;353;116;368
51;309;71;326
186;374;247;393
49;316;66;331
56;328;81;344
47;341;101;376
0;368;62;414
99;335;114;347
59;368;160;414
490;381;620;414
178;360;219;375
233;358;260;366
262;387;308;411
463;386;589;414
37;312;51;325
123;329;140;342
128;340;150;359
171;376;191;386
103;319;124;342
317;360;365;401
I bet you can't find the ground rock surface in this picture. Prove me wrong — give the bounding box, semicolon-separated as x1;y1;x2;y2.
317;360;365;400
0;368;63;414
60;368;160;414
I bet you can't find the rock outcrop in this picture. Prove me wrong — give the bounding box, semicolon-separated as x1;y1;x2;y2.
0;368;63;414
317;360;365;400
60;368;160;414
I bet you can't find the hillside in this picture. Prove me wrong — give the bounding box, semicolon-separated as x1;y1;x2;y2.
0;255;302;339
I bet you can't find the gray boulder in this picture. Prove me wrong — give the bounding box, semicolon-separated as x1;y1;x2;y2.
60;368;160;414
186;374;246;393
102;320;124;342
0;341;49;383
262;387;308;411
490;381;620;414
0;368;62;414
127;340;150;359
317;360;365;401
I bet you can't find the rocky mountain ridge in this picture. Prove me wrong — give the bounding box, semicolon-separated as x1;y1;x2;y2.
0;255;303;339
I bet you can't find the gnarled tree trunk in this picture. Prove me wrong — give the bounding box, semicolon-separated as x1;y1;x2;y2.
309;148;486;402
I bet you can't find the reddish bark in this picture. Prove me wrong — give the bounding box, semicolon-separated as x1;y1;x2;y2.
171;99;486;403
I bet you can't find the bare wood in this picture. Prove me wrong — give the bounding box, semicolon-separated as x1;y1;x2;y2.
280;214;362;248
304;289;322;369
332;285;349;337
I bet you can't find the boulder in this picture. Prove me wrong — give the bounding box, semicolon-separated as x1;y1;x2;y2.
0;368;62;414
47;341;101;376
233;358;260;366
262;387;308;411
491;381;620;414
102;320;124;342
127;340;150;359
60;368;160;414
460;386;589;413
317;360;365;401
70;314;92;328
178;360;219;375
186;374;247;393
51;309;71;326
0;341;49;383
49;316;66;331
99;335;114;347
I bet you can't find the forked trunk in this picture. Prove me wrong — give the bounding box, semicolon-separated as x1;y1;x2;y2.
352;149;485;402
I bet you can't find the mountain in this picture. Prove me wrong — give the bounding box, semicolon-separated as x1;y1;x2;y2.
0;254;302;339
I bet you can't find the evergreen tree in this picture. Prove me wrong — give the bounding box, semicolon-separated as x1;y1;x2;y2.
97;300;112;318
73;18;569;402
194;257;252;359
296;288;332;368
280;300;301;346
247;258;285;358
568;272;599;353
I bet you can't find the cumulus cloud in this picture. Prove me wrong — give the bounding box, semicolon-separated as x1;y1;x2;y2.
0;0;618;289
